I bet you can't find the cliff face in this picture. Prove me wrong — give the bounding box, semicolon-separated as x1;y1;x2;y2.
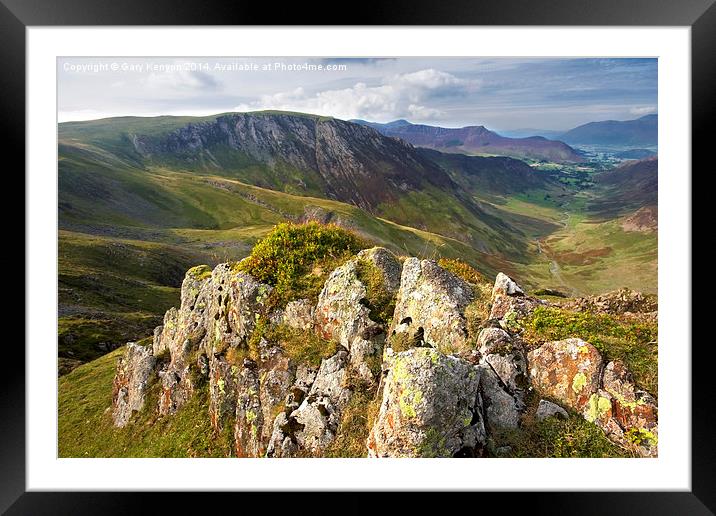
111;248;658;458
132;113;456;213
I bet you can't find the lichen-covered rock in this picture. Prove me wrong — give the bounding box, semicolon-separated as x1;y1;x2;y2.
491;295;545;324
257;339;296;439
233;340;304;458
158;362;193;415
602;362;658;431
155;268;213;415
478;364;522;431
112;343;156;427
288;364;319;411
205;264;272;354
476;327;527;394
234;360;263;457
527;338;603;412
368;348;485;457
267;350;351;456
314;247;400;349
290;350;351;452
586;361;658;457
348;332;385;385
390;258;474;354
535;399;569;421
483;352;527;394
281;299;315;331
492;272;525;298
153;308;176;356
153;264;273;416
208;354;240;431
266;412;300;458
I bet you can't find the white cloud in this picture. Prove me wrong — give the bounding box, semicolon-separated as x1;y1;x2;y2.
629;105;657;116
233;68;479;122
141;70;220;98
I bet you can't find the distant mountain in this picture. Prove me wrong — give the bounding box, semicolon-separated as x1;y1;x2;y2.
496;128;565;140
589;157;658;216
560;114;657;146
613;148;657;160
351;119;584;163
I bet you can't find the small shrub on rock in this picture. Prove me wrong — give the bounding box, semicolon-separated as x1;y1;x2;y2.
235;222;366;307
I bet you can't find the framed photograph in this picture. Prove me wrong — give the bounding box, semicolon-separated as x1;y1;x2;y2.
7;0;711;512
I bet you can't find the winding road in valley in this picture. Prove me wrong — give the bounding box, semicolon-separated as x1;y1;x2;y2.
535;207;580;296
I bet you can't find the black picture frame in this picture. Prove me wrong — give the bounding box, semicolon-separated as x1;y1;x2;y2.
4;1;711;513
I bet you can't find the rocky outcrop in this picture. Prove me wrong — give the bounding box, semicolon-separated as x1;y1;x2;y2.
111;343;156;427
233;337;307;457
111;248;658;459
368;348;485;457
208;355;240;431
155;267;213;415
492;272;525;298
560;288;657;318
315;247;400;348
478;364;521;432
473;326;527;431
205;264;272;354
390;258;474;354
234;360;263;457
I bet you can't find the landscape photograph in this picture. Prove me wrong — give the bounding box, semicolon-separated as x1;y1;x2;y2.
57;57;658;458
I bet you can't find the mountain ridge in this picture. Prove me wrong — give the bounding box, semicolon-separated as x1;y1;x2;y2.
351;118;585;163
560;114;657;146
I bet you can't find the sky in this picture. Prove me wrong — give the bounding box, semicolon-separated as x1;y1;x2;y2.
57;57;657;131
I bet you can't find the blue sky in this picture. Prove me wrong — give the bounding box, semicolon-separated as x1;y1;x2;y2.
58;57;657;131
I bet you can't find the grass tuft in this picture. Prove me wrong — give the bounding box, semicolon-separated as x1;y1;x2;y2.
355;258;396;326
248;319;338;368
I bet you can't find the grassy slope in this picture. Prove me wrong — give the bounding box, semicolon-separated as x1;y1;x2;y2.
58;346;233;457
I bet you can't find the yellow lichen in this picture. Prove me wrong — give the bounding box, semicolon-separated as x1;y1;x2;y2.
584;394;612;422
572;372;587;393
